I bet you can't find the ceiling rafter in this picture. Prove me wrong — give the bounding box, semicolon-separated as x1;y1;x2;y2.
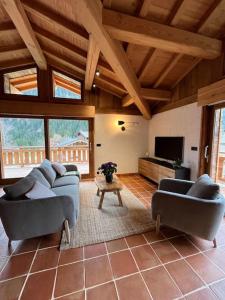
85;34;100;90
1;0;47;70
22;0;89;45
74;0;151;119
0;57;34;69
103;9;222;60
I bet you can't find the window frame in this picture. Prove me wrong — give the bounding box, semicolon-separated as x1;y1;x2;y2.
50;67;84;104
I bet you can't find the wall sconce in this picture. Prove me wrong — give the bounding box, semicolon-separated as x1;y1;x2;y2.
118;120;139;131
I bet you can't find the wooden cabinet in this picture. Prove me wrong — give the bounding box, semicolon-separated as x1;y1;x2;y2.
138;158;190;184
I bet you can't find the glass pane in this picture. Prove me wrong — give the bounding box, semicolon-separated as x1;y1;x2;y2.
52;70;81;100
4;68;38;96
0;118;45;178
49;119;89;174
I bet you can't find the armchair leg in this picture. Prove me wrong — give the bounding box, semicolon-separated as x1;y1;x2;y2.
64;219;71;244
8;239;11;248
156;215;160;234
213;238;217;248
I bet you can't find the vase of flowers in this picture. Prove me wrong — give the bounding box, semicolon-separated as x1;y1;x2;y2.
97;162;117;183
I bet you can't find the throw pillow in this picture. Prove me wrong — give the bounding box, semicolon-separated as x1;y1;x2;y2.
187;174;220;200
38;159;57;187
27;168;51;188
3;176;34;199
52;162;67;176
25;181;56;199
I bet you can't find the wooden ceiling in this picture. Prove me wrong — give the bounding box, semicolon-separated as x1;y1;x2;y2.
0;0;225;119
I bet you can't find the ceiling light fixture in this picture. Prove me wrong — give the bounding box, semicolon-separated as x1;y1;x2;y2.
95;70;100;76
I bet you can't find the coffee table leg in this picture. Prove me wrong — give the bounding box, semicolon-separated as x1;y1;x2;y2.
98;191;105;209
97;188;100;196
117;190;123;206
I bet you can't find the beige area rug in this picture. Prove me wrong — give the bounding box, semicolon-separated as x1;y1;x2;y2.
60;181;155;249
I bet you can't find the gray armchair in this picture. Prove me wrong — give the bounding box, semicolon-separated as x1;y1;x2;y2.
152;178;225;247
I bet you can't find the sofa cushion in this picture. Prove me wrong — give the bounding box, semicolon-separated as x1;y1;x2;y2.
53;175;79;188
65;170;81;179
187;174;220;200
27;168;51;188
52;162;67;176
38;159;57;187
25;181;56;199
3;176;34;199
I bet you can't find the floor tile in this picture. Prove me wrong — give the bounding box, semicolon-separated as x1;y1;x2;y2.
165;259;204;294
116;273;150;300
142;266;182;300
13;238;40;255
0;252;35;280
54;262;84;298
125;234;146;247
21;269;56;300
31;247;59;272
204;247;225;271
106;238;127;253
210;279;225;299
85;255;112;288
131;244;161;270
39;232;61;249
143;231;165;243
151;240;181;263
109;250;138;278
0;276;26;300
186;288;217;300
58;290;85;300
86;282;118;300
59;247;83;265
84;243;106;259
186;253;225;284
170;236;199;257
187;236;214;251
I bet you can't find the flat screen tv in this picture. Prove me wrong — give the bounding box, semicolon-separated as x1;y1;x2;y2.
155;137;184;161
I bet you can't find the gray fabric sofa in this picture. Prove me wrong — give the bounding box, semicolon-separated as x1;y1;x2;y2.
152;176;225;247
0;159;80;244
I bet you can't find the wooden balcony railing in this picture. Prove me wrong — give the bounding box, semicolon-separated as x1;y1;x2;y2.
2;145;89;166
217;152;225;182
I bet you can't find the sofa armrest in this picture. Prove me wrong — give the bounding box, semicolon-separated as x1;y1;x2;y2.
159;178;194;194
0;195;76;240
152;190;225;240
64;164;78;172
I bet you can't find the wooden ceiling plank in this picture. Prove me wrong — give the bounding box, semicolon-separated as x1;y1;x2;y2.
0;43;26;53
0;21;16;32
0;56;34;69
22;0;89;45
103;9;222;60
85;34;100;90
75;0;151;119
54;79;81;95
1;0;47;70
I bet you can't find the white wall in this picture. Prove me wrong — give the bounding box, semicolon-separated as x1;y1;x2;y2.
95;114;149;174
148;103;202;180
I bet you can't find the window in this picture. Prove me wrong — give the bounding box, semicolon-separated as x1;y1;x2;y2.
4;67;38;96
0;118;45;178
52;70;81;100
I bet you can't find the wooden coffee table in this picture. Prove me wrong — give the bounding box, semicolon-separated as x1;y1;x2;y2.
95;176;123;209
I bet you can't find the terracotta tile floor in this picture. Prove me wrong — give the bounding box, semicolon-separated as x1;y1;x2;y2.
1;174;225;299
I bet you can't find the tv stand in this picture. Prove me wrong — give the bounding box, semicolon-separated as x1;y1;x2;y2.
138;157;190;184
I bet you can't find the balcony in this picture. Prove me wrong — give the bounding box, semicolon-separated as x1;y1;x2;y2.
2;145;89;178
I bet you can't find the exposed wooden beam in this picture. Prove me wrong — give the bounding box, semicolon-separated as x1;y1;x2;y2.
22;0;88;45
97;74;126;94
123;88;171;107
33;24;87;62
10;73;36;85
15;81;37;91
1;0;47;70
0;57;34;69
75;0;151;119
103;9;222;60
85;34;100;90
198;78;225;107
94;78;124;98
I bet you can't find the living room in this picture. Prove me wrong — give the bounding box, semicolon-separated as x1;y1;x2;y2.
0;0;225;299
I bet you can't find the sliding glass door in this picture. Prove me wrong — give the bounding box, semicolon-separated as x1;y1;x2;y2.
0;117;45;178
49;119;91;176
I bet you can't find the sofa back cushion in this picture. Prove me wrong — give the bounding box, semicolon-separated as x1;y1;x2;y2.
25;181;56;199
187;174;220;200
28;168;51;188
3;176;34;199
52;162;66;176
38;159;56;187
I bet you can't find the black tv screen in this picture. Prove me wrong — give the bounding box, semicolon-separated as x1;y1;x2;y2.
155;137;184;161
